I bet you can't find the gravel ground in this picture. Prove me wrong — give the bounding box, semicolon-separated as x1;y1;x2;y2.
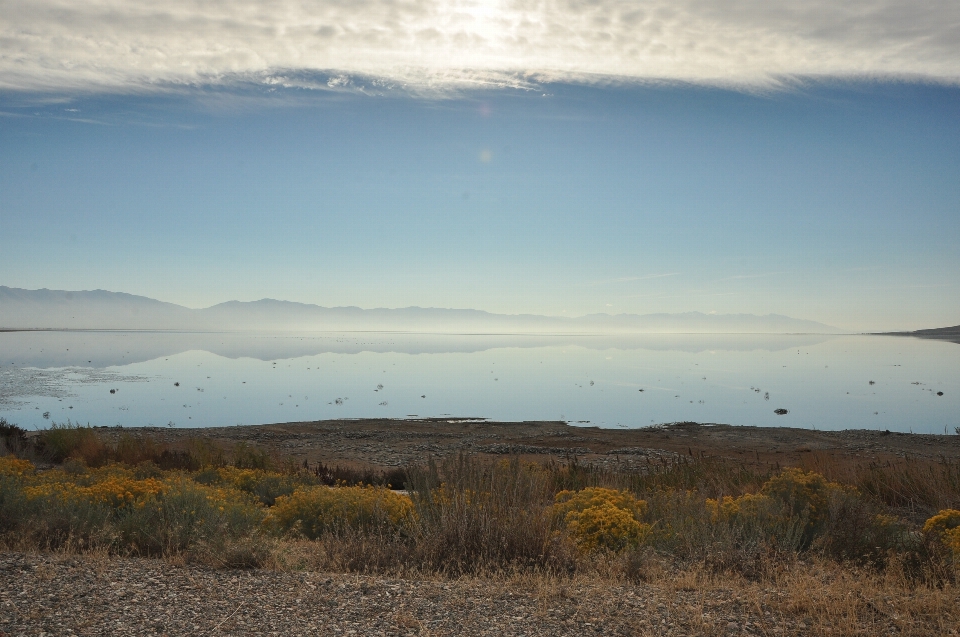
4;551;959;636
0;551;826;637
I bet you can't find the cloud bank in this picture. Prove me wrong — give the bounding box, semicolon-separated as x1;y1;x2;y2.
2;0;959;94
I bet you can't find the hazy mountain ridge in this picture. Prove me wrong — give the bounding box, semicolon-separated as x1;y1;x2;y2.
0;287;844;334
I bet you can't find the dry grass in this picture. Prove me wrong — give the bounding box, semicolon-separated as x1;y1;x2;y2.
801;450;960;521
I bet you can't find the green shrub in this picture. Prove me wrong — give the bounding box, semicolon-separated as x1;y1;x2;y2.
0;418;28;454
117;477;265;557
195;466;304;506
232;442;271;470
642;488;799;576
758;468;848;548
35;422;106;464
814;488;915;567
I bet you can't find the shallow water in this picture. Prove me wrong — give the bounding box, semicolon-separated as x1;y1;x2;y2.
0;331;956;433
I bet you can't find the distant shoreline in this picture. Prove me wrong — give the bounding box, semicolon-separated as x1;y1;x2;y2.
1;327;855;336
876;325;960;344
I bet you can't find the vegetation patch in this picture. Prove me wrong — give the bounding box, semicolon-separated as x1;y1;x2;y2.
1;422;958;587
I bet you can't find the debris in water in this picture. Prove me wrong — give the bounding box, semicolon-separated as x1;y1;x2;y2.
774;408;788;415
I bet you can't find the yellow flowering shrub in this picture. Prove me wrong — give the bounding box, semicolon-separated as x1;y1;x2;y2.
191;466;300;506
553;487;650;552
923;509;960;557
705;492;774;523
759;468;845;525
267;485;414;539
23;464;166;510
214;466;267;491
759;468;853;548
0;456;34;477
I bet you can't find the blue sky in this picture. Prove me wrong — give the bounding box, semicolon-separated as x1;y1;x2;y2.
1;1;959;331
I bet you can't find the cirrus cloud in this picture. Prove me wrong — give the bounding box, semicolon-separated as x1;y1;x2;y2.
1;0;958;94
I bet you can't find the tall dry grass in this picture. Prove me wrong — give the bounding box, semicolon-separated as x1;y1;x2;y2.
801;451;960;520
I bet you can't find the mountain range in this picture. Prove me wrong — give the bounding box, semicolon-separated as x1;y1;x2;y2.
0;286;845;334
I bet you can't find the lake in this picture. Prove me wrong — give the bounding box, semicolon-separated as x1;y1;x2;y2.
0;331;956;434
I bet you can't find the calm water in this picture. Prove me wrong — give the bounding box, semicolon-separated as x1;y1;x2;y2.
0;331;957;434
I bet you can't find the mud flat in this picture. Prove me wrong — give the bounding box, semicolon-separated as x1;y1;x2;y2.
82;418;960;471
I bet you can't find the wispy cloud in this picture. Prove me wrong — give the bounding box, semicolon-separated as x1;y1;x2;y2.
1;0;958;94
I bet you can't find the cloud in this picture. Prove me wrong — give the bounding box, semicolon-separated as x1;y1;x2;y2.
1;0;958;94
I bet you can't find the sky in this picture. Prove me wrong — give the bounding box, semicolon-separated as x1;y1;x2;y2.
1;0;959;332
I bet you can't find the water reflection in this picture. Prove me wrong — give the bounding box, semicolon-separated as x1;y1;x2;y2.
0;331;956;434
0;330;836;368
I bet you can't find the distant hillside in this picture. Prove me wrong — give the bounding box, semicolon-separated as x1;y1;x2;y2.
907;325;960;336
0;286;844;334
882;324;960;344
